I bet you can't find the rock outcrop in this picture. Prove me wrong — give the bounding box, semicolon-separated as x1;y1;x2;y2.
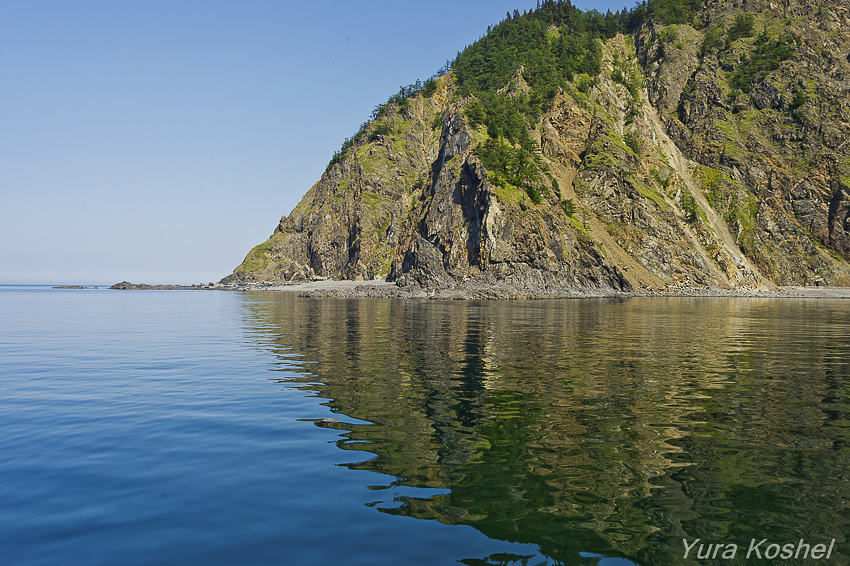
222;0;850;293
109;282;213;290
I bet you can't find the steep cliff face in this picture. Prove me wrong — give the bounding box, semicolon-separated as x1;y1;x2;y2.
636;0;850;286
224;78;630;293
223;0;850;292
228;90;445;284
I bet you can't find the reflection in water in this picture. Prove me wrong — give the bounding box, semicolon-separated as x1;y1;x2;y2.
241;295;850;565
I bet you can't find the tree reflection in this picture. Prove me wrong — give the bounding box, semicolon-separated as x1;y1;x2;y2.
242;294;850;565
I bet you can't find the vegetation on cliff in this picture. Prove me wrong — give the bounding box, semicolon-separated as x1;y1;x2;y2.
328;0;698;173
225;0;850;291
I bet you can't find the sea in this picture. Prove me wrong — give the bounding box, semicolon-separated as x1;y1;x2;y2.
2;285;849;565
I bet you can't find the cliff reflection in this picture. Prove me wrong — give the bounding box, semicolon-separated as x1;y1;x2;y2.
240;295;850;565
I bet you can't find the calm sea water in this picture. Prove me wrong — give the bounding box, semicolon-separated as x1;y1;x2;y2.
2;286;848;565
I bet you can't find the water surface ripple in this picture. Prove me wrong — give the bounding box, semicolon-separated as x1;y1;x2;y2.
2;287;848;565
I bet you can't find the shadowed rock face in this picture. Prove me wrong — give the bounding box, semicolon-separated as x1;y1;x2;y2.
223;0;850;292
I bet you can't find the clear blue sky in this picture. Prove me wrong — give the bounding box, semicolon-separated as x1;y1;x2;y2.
1;0;634;284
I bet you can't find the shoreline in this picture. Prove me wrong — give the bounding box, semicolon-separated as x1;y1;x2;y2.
106;279;850;299
216;280;850;299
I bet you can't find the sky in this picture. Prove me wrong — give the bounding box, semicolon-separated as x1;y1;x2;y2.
1;0;635;284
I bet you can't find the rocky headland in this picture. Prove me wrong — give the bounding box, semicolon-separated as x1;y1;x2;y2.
216;2;850;298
